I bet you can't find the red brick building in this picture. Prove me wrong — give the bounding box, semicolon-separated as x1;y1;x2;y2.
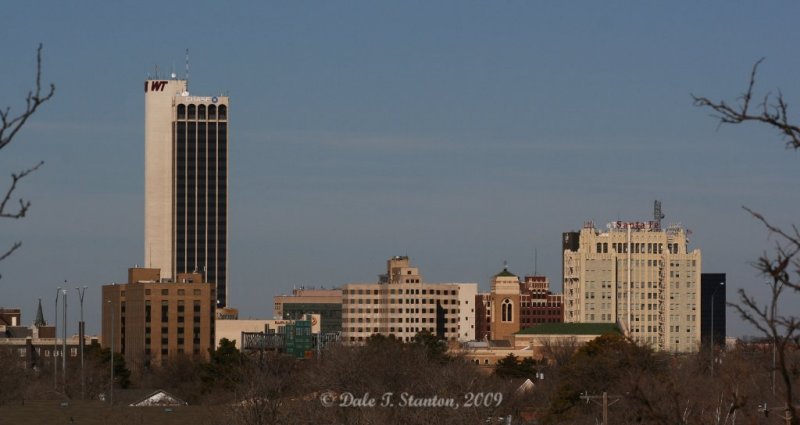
475;275;563;341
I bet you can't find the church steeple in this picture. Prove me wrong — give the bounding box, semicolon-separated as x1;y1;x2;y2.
34;298;46;327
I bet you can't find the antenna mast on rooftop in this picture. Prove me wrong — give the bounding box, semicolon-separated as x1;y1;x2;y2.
653;200;665;230
185;48;190;91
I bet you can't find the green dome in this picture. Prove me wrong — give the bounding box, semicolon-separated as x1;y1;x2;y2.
495;262;516;277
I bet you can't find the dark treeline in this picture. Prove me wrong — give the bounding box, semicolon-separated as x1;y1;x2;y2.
1;332;797;424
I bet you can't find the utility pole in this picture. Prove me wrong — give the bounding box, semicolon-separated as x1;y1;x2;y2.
75;286;87;400
780;405;793;425
764;403;795;425
580;391;620;425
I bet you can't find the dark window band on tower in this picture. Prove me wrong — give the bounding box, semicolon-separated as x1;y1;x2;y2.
172;99;228;307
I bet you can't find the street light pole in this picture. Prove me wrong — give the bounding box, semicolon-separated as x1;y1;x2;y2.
62;286;67;393
53;287;61;391
108;299;114;406
75;286;87;400
710;281;725;378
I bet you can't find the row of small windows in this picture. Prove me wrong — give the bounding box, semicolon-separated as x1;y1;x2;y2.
142;288;207;296
346;308;459;314
346;327;454;334
344;298;455;305
177;104;227;120
595;242;682;255
347;317;457;324
343;288;458;296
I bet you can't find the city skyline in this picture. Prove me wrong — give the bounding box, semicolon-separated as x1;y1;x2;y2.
1;2;799;337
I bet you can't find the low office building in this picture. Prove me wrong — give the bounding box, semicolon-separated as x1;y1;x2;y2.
273;288;342;333
0;303;96;369
459;323;619;367
341;256;477;343
102;268;215;373
215;315;321;349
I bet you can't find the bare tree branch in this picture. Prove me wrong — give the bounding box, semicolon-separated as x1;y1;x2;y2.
0;44;55;150
0;160;44;219
692;59;800;149
0;44;53;272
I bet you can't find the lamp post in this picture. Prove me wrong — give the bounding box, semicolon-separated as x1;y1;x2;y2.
710;281;725;377
107;299;114;406
62;286;67;393
53;287;61;390
75;286;87;400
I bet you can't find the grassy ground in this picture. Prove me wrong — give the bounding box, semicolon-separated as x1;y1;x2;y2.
0;400;220;425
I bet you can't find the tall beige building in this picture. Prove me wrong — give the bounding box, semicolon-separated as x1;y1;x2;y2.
563;221;701;352
144;78;229;307
341;256;477;343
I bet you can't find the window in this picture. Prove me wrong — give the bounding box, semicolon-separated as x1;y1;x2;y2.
501;299;513;322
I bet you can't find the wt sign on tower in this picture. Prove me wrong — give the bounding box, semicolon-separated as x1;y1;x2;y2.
144;81;168;92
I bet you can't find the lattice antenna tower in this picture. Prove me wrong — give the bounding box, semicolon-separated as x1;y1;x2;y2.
653;200;665;230
185;48;190;91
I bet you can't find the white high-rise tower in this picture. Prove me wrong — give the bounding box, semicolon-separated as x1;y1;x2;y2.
144;78;229;307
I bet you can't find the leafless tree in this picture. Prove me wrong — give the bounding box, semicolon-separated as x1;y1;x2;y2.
0;348;27;405
222;353;302;425
694;59;800;424
0;44;54;272
538;336;578;367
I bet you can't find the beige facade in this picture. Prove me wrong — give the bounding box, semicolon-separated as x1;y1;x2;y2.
144;79;185;281
102;268;215;373
144;78;230;307
341;256;477;343
563;221;702;352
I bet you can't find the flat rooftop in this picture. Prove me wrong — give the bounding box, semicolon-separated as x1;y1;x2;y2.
516;323;620;335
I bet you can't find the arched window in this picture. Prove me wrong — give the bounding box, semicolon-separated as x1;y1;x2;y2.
177;104;186;120
501;299;513;322
218;105;227;120
198;104;206;119
188;104;196;120
208;105;217;119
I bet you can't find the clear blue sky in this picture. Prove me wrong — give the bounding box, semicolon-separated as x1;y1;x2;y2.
1;2;798;337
